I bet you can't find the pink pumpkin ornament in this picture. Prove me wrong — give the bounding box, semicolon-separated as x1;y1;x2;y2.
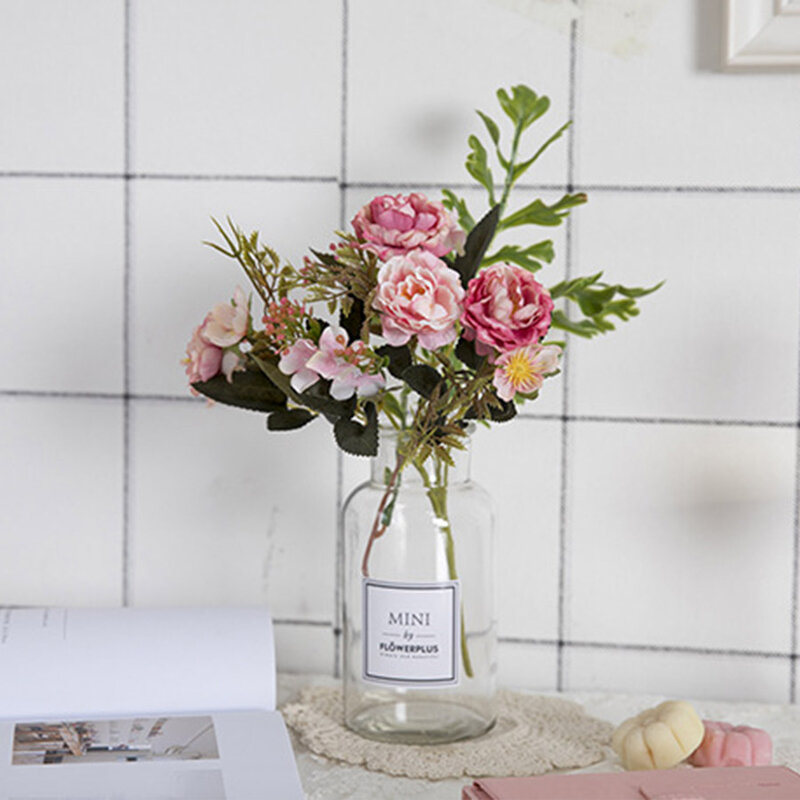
689;720;772;768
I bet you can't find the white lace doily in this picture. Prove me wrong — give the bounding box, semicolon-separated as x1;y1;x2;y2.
281;686;613;780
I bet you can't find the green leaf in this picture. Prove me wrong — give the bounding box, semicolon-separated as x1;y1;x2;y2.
333;402;379;457
267;408;316;431
455;337;487;370
309;247;339;267
251;353;354;423
451;204;501;288
510;121;571;185
549;309;610;338
496;86;550;131
548;271;604;299
441;189;476;232
498;192;587;231
401;364;443;399
465;135;495;201
376;344;412;380
489;397;517;422
476;110;500;146
191;369;286;413
340;297;365;342
483;240;555;272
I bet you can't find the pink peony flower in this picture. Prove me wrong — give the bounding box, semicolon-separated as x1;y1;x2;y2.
372;251;465;350
352;193;466;259
203;286;250;347
184;316;224;386
306;326;385;401
278;339;321;394
461;263;554;356
492;343;561;401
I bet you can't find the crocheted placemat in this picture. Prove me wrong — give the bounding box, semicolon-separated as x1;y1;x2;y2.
281;686;614;780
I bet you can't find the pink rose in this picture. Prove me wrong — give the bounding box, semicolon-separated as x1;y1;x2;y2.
372;251;465;350
184;315;223;385
352;193;466;259
461;263;554;356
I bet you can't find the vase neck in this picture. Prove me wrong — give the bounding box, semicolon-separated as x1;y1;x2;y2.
370;429;472;487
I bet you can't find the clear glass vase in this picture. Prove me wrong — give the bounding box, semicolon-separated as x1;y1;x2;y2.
342;427;496;744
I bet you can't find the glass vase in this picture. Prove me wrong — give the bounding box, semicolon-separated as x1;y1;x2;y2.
342;427;496;744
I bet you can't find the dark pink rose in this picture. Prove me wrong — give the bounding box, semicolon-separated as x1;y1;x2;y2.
461;263;554;356
352;193;466;259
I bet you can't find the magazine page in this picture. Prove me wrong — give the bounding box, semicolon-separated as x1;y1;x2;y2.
0;607;276;719
0;710;304;800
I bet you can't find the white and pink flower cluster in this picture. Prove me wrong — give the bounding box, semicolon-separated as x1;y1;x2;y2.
279;325;385;401
353;192;561;402
184;286;249;389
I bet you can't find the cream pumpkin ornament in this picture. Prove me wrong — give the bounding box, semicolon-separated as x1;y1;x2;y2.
612;700;706;771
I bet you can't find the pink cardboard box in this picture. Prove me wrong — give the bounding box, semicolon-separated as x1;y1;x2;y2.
462;765;800;799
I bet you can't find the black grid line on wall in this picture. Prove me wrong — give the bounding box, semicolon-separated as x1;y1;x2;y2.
2;0;800;702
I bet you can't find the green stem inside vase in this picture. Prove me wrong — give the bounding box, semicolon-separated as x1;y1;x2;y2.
414;458;475;680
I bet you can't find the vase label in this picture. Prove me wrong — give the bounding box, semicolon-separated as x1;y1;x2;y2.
362;578;460;686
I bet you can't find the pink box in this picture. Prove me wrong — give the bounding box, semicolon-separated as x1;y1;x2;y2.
462;765;800;799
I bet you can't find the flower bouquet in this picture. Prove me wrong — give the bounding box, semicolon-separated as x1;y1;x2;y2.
185;84;660;743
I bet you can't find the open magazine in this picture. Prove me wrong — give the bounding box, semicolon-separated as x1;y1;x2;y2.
0;606;304;800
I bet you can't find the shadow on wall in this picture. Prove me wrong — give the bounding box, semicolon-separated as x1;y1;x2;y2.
695;0;725;72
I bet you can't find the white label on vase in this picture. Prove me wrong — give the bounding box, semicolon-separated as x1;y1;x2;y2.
362;578;460;686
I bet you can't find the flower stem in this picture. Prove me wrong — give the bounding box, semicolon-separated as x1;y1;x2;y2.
414;459;475;679
361;456;403;577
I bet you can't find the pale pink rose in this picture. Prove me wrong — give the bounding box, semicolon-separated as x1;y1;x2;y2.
461;263;554;356
305;326;386;401
352;193;466;259
279;339;321;393
372;251;465;350
204;286;250;347
492;343;561;401
184;316;223;385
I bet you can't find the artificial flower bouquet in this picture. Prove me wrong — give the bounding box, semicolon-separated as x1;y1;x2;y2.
184;83;659;564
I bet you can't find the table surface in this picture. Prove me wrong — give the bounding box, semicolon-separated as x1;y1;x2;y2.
277;674;800;800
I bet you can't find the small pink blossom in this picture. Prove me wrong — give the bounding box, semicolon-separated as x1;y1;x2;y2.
203;286;250;347
492;343;561;402
278;339;320;393
461;264;554;357
184;315;224;386
306;326;385;401
372;251;465;350
352;193;466;259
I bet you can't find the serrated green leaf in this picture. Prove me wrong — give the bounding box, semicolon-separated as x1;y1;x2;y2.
454;337;487;370
488;397;517;422
548;271;604;299
549;309;606;338
333;402;378;457
267;408;316;431
401;364;444;399
441;189;476;232
498;192;587;231
191;369;286;413
376;344;412;380
483;240;555;271
465;135;495;201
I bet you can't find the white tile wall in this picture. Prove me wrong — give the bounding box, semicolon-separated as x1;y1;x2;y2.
0;1;125;172
2;0;800;701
